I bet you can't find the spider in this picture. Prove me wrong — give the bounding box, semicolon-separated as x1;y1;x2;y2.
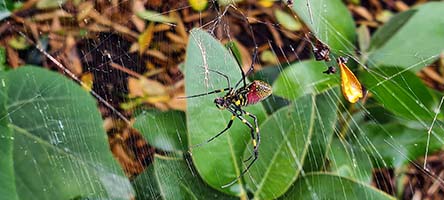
183;45;272;187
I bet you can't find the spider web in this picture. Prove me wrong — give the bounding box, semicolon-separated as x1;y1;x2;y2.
3;0;444;199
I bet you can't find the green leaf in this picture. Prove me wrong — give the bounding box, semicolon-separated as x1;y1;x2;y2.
357;123;444;168
184;29;267;196
137;10;176;24
282;173;395;200
357;25;371;53
132;162;160;199
275;9;302;31
368;2;444;71
225;41;242;66
133;155;236;200
360;67;437;120
4;67;133;199
328;138;373;183
291;0;356;53
0;72;17;200
36;0;67;9
368;9;416;51
134;110;187;152
302;88;339;172
273;60;339;101
245;89;338;199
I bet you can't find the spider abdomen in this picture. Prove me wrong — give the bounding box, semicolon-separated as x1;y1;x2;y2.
245;80;272;105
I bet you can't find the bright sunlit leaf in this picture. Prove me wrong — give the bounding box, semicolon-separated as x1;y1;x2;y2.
189;0;208;11
258;0;274;8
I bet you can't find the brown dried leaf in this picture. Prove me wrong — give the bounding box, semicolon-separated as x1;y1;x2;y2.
351;5;374;21
131;0;146;32
167;91;186;111
128;77;167;98
6;45;22;68
138;22;155;54
146;49;168;61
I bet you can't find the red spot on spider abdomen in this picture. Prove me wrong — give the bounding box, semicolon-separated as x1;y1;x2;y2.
246;80;272;105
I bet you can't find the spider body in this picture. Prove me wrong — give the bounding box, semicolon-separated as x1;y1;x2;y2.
215;80;272;110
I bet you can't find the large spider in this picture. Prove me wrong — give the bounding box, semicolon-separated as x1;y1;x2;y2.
184;45;272;187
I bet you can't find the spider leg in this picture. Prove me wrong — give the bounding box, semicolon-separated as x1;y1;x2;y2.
180;65;234;99
178;87;231;99
233;46;258;89
228;4;259;89
190;115;236;148
222;108;259;188
206;67;231;89
243;111;260;163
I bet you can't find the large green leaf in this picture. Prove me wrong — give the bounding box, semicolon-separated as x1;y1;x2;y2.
360;67;438;120
134;110;187;152
328;138;373;184
291;0;356;53
4;67;133;199
184;29;267;196
272;60;339;101
357;123;444;168
133;154;236;200
245;89;338;199
367;2;444;71
0;72;17;200
282;173;395;200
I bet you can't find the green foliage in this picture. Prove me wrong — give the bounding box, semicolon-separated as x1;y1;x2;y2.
0;72;17;200
357;123;444;168
134;110;187;152
282;173;395;200
245;89;338;199
291;0;356;53
367;2;444;71
133;155;236;200
273;60;339;100
0;67;133;199
360;67;440;120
